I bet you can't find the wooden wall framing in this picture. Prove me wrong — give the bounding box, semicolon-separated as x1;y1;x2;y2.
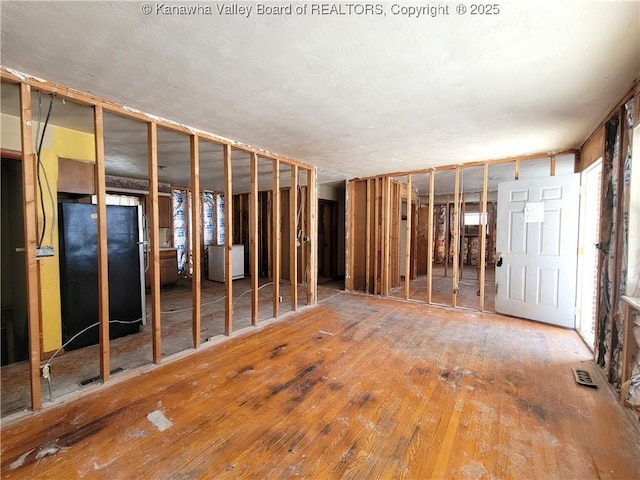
2;71;318;414
147;122;162;363
93;106;110;382
346;150;579;309
19;83;41;410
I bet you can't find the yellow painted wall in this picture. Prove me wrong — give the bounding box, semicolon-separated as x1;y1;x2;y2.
1;113;95;352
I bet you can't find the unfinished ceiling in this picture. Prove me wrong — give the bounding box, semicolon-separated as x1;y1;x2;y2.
1;1;639;185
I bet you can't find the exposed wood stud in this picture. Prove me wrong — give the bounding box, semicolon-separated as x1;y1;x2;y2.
444;196;449;279
190;135;201;347
299;185;307;302
19;83;41;411
224;144;233;335
250;153;259;325
147;122;162;363
460;192;466;283
307;168;318;304
479;163;489;311
404;174;412;300
394;182;401;289
365;179;372;294
373;178;379;295
345;181;354;291
380;178;387;295
427;171;435;304
267;191;272;280
452;168;460;307
94;105;110;382
184;187;191;278
384;177;392;296
273;159;281;317
290;164;298;311
238;195;244;242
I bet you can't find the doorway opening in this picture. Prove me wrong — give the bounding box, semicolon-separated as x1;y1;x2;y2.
318;199;339;282
576;159;602;349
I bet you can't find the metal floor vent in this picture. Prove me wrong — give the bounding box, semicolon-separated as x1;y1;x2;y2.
80;367;124;386
572;368;598;388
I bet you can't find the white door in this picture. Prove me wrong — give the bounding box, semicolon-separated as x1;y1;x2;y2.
496;173;580;328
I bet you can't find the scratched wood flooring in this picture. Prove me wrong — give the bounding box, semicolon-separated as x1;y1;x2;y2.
2;292;639;479
391;265;496;312
0;277;344;417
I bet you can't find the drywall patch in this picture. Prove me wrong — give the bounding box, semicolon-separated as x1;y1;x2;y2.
147;410;173;432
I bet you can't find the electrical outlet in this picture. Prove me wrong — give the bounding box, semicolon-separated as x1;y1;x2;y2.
36;246;54;258
279;296;283;303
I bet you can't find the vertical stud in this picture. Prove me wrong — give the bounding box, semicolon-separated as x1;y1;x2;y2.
147;122;162;363
94;105;110;382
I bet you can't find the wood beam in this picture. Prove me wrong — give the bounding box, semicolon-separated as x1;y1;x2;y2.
267;191;272;280
373;179;379;295
94;105;110;382
452;168;460;307
290;164;298;311
299;186;307;303
345;181;354;291
365;179;372;294
224;144;233;335
352;149;579;180
273;159;281;317
147;122;162;363
479;164;488;311
307;168;318;305
380;178;386;295
427;171;435;303
404;175;412;300
444;197;449;279
19;83;41;410
250;153;259;325
391;183;397;289
460;193;466;282
383;177;392;296
190;135;201;347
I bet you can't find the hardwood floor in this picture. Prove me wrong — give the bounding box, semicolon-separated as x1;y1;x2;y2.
1;293;639;479
391;265;496;312
0;277;344;417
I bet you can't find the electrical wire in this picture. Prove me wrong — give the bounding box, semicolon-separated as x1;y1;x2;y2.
35;94;55;247
232;281;274;308
44;282;278;370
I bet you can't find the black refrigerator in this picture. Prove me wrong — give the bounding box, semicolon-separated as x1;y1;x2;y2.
58;203;145;351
